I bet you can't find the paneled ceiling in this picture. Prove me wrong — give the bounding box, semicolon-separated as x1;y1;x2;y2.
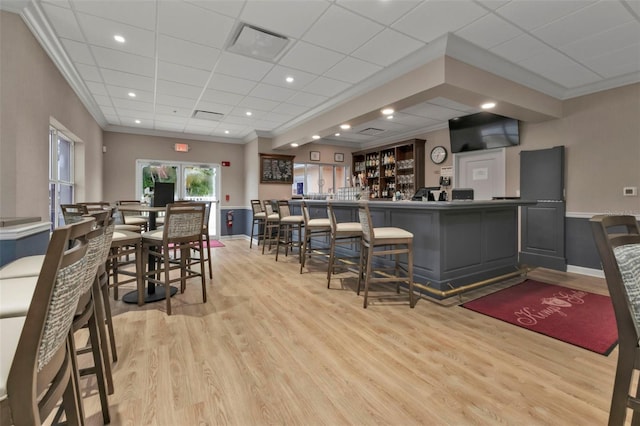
3;0;639;149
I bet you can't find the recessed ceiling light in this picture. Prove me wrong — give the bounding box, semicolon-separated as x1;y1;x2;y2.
290;143;299;147
334;133;340;137
134;119;141;124
128;92;136;98
285;76;294;83
386;115;393;120
312;135;320;140
114;35;125;43
382;108;394;115
245;111;252;116
340;124;351;130
224;130;230;134
481;102;496;109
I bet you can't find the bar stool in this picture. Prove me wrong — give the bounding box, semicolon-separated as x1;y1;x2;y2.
117;200;149;232
357;201;415;308
261;200;280;255
275;200;304;262
327;201;362;288
108;230;144;305
300;201;331;273
249;199;266;248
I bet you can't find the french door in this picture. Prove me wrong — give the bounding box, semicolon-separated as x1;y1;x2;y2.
135;160;221;238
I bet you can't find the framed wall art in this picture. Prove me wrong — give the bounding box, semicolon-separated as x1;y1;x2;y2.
259;153;295;184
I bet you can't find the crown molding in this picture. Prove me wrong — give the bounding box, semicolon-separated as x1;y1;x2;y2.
562;71;640;99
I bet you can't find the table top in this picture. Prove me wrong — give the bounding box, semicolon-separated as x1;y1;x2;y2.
117;205;166;213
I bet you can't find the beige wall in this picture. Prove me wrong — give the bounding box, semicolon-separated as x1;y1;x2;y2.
102;132;245;208
416;83;640;214
0;11;103;219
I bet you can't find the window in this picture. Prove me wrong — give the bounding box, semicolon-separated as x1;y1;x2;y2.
292;163;351;198
49;126;74;228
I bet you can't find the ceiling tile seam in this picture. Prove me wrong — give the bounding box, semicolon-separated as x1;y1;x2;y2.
621;0;640;21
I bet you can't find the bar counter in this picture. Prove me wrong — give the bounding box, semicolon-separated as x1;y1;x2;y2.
290;199;535;299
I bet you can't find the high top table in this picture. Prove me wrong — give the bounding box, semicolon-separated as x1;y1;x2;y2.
116;205;177;304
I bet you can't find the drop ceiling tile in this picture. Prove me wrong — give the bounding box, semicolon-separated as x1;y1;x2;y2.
271;102;309;116
207;73;257;95
85;81;108;96
61;38;94;65
93;94;112;107
495;0;595;31
117;109;155;120
103;115;121;125
352;28;424;67
158;61;211;87
154;113;189;124
158;35;221;71
156;105;192;118
302;76;350;97
336;0;421;26
229;107;265;120
392;1;488;43
389;112;440;127
474;1;510;11
71;0;156;31
184;123;216;135
366;118;412;132
263;111;296;123
249;83;297;102
101;69;154;92
303;5;384;54
279;41;345;75
286;91;328;108
195;101;234;115
185;1;244;18
157;80;203;99
158;1;235;49
455;13;523;50
532;1;634;47
107;85;153;103
240;0;330;39
238;97;280;112
76;12;156;57
401;103;463;121
215;52;275;82
75;63;102;82
99;106;116;116
624;0;640;15
157;94;198;110
200;89;244;106
91;46;155;76
253;120;280;131
582;44;640;78
558;21;640;64
261;66;318;89
41;3;84;40
429;97;477;113
490;34;554;64
154;121;186;131
222;115;255;126
111;97;154;113
518;49;602;88
324;56;382;84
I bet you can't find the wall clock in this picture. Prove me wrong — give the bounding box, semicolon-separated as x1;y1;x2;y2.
430;146;448;164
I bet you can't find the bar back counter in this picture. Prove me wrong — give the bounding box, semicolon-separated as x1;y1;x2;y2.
290;199;535;300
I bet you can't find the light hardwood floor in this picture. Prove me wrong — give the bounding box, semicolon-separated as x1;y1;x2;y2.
70;239;621;425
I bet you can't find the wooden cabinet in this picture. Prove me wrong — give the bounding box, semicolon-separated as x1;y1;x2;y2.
352;139;425;199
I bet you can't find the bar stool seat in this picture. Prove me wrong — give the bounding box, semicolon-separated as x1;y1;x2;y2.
327;202;362;288
300;201;331;273
0;255;45;279
275;200;304;262
357;201;415;308
0;276;38;318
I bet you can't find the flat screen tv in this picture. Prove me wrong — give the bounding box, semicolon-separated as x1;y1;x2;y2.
448;112;519;153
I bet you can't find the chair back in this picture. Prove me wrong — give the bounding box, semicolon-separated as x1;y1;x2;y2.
591;215;640;345
163;203;205;242
251;200;263;215
357;201;373;243
301;201;310;225
6;219;93;423
78;202;111;213
61;204;88;225
277;200;291;219
327;202;338;234
263;200;275;216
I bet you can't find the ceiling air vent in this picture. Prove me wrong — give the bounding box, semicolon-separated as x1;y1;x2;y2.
192;110;224;121
227;23;289;62
358;127;386;136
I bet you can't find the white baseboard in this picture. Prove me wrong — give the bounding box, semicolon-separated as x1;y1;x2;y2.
566;265;604;278
219;234;250;241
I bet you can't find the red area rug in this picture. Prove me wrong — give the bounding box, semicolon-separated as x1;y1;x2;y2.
205;240;225;248
462;280;618;355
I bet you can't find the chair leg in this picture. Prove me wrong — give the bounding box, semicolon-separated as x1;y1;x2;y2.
101;278;118;362
92;283;114;394
199;240;207;303
164;252;172;316
87;311;110;424
250;219;255;249
327;234;336;288
408;241;415;308
363;245;373;308
299;232;308;273
205;234;213;279
262;222;269;255
357;242;365;295
276;223;282;261
62;343;83;426
608;346;635;425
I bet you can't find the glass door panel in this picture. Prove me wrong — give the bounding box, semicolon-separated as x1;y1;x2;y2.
141;164;178;202
183;165;219;236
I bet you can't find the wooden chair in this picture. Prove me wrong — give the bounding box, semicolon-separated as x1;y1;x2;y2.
299;201;331;274
275;200;304;262
61;204;88;225
108;230;144;304
0;219;92;425
357;201;415;308
590;215;640;425
261;200;280;255
141;203;206;315
327;201;362;288
249;199;266;249
77;201;111;213
117;200;149;232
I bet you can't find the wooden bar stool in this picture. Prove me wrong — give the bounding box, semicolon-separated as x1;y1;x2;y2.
300;201;331;273
327;201;362;288
275;200;304;262
249;199;266;248
357;201;415;308
108;230;144;305
261;200;280;255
